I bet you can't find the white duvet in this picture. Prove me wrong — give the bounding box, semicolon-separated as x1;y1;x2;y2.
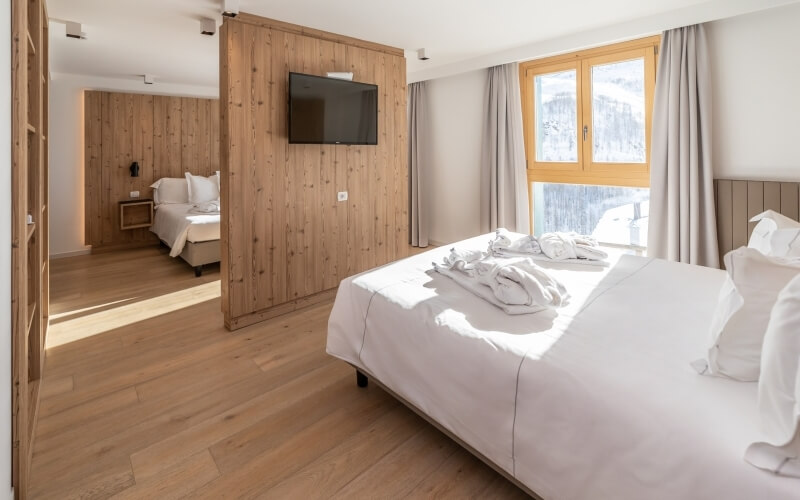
150;203;220;257
326;233;800;500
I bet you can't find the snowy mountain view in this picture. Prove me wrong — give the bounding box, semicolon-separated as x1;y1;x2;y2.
534;58;646;164
591;58;646;163
534;69;578;162
532;182;649;248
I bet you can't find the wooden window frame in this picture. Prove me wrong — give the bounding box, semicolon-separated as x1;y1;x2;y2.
520;36;660;190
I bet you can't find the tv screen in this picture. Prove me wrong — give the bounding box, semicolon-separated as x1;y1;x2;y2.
288;73;378;145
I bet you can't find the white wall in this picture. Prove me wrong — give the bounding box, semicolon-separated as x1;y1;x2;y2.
409;0;799;83
707;3;800;180
0;0;12;497
423;4;800;244
49;73;217;257
426;69;487;245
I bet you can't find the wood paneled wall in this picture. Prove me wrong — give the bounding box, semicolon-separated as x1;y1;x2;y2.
220;14;409;329
84;91;220;251
715;179;800;265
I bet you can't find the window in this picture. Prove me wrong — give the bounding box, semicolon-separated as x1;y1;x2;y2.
531;182;648;251
520;37;659;242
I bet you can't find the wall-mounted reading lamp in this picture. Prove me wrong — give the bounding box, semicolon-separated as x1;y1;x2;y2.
130;161;140;177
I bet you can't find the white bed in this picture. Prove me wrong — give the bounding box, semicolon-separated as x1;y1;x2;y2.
150;203;221;274
326;233;800;499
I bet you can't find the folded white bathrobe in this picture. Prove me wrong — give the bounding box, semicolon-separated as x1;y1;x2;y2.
434;250;569;315
489;229;609;266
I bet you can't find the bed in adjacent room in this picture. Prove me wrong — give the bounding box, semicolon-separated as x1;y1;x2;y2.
150;173;221;276
327;214;800;499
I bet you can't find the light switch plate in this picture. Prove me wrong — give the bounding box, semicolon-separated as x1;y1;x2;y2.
130;191;140;198
337;191;348;202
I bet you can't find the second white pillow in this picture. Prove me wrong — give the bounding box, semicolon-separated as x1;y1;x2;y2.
694;247;800;381
185;172;220;205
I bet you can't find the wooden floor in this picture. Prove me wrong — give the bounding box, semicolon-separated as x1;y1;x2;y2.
29;246;528;499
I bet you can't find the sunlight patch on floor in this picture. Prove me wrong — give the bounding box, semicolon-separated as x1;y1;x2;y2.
49;298;132;321
46;280;222;349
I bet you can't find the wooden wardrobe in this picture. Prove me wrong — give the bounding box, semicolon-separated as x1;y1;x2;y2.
11;0;50;496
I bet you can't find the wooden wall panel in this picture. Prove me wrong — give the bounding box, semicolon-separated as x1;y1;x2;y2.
220;14;409;329
153;96;183;180
84;91;219;251
715;179;800;266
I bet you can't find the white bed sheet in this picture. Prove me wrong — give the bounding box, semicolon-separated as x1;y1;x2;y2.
150;203;220;257
326;233;800;499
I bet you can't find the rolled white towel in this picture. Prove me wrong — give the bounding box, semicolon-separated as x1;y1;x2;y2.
538;233;579;260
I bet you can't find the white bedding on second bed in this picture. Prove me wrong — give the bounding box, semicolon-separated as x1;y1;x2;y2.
150;203;220;257
326;233;800;500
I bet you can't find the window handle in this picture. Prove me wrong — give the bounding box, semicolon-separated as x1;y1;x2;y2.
583;125;588;141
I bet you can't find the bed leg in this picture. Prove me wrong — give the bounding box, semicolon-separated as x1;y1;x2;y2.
194;266;203;277
356;370;368;388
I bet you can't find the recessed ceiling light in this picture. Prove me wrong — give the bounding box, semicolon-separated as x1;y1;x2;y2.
222;0;239;18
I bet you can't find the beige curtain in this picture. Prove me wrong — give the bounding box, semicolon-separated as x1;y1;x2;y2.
648;24;719;267
481;63;530;234
408;81;429;247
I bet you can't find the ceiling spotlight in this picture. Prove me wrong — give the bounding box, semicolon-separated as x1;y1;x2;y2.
222;0;239;18
143;74;155;85
65;21;87;40
200;17;216;36
417;48;429;61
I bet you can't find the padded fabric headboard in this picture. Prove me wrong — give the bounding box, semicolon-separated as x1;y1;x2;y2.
715;179;800;265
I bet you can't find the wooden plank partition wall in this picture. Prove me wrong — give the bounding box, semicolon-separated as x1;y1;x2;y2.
715;179;800;265
84;91;220;251
220;13;409;330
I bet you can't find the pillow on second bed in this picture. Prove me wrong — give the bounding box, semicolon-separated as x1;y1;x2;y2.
185;172;220;204
150;177;189;205
692;247;800;381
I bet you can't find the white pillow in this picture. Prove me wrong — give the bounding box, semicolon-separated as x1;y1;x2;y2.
185;173;220;204
693;247;800;381
748;210;800;257
744;275;800;477
150;178;189;205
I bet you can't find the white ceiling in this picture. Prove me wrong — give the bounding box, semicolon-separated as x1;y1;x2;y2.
47;0;799;89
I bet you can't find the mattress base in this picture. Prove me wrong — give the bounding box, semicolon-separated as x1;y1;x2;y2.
160;239;220;275
349;364;542;500
179;239;220;267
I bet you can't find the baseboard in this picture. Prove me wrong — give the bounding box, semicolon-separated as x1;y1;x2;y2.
89;241;160;254
225;288;338;331
49;248;92;259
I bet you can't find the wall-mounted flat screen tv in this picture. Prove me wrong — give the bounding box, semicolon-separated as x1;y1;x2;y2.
288;72;378;145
